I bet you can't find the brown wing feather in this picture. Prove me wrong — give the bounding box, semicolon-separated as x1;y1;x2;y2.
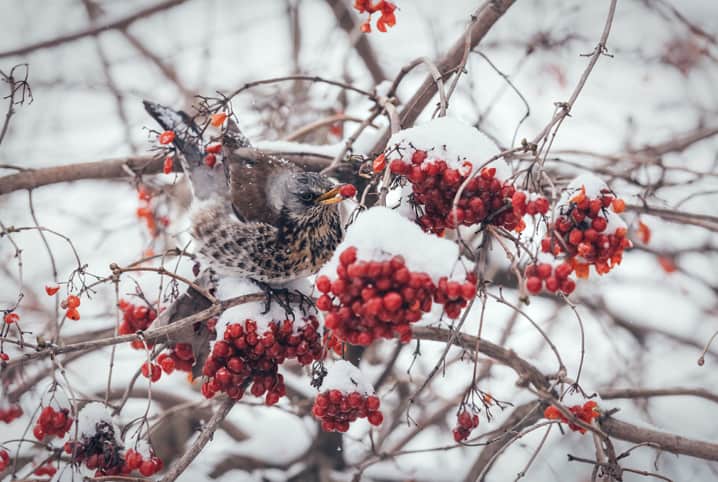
226;150;300;224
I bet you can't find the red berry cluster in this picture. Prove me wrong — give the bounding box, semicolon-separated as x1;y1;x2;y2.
33;464;57;477
141;342;197;383
59;294;82;321
201;317;322;404
390;154;548;235
434;274;478;319
0;404;22;423
312;390;383;432
0;450;9;471
316;247;476;346
158;342;195;374
118;300;157;350
544;401;599;434
452;410;480;442
64;422;163;477
354;1;396;32
33;406;72;441
541;187;631;277
122;448;163;477
141;361;162;382
524;262;575;296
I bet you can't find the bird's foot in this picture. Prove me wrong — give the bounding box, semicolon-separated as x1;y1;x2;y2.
251;281;315;320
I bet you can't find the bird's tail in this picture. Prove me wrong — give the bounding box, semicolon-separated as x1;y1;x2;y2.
143;100;225;201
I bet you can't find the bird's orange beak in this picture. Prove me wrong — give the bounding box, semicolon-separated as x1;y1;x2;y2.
316;186;343;205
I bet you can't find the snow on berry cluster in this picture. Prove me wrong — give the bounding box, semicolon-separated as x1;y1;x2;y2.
312;360;383;432
63;403;163;477
33;406;73;441
390;158;548;235
452;409;480;442
201;316;322;404
543;400;600;434
541;174;631;279
118;299;157;349
316;208;476;346
383;117;547;235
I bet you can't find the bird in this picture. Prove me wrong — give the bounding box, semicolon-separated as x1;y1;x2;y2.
143;100;347;375
143;100;346;284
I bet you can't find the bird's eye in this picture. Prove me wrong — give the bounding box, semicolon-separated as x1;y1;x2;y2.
300;191;314;202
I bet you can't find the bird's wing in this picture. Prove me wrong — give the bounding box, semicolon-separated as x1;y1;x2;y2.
224;127;300;224
143;100;227;202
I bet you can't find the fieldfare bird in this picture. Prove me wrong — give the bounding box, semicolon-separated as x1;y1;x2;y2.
143;100;345;284
143;101;346;375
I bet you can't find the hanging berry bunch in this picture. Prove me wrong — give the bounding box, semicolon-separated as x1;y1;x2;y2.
118;299;158;350
543;401;599;434
315;247;476;346
60;294;82;321
354;1;397;32
452;409;480;442
33;406;73;441
312;389;383;432
312;360;383;432
541;177;631;279
389;152;549;235
201;316;322;404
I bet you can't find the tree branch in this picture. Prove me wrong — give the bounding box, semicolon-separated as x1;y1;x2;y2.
370;0;517;154
0;0;188;59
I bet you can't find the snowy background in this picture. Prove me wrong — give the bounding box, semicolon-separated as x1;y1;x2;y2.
1;0;717;481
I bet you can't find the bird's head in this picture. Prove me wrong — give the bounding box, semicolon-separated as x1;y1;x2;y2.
270;171;344;223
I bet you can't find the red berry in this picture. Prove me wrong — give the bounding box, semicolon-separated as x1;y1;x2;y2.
66;295;81;309
536;264;552;280
158;131;175;145
3;312;19;324
45;285;60;296
163;156;174;174
339;184;357;198
66;308;80;321
206;142;222;154
204;153;217;168
367;411;384;426
411;150;427;164
365;395;380;410
339;247;357;266
560;279;576;295
526;277;542;294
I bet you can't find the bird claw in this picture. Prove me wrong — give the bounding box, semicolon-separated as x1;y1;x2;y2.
251;281;314;320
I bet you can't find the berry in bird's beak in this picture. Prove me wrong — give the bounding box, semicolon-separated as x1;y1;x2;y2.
316;184;356;204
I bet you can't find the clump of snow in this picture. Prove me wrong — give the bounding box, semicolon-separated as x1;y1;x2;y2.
604;209;628;233
133;438;154;458
318;207;460;282
216;276;315;336
75;402;120;443
321;360;375;395
385;116;509;177
565;173;611;199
